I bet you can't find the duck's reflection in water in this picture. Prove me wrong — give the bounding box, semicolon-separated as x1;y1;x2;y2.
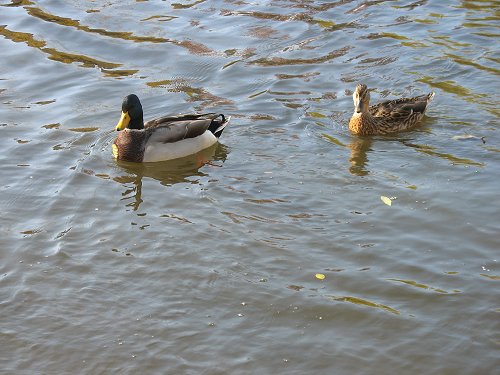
348;136;373;176
114;143;228;210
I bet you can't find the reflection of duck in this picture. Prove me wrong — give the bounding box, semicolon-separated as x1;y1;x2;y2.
348;137;373;176
113;94;230;162
116;143;228;210
349;84;434;135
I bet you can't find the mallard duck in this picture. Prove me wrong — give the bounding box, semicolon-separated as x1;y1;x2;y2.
349;84;435;135
112;94;230;162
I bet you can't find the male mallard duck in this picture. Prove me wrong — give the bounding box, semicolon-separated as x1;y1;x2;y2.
112;94;230;162
349;84;435;135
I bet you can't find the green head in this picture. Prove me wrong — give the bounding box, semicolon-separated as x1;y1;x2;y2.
115;94;144;131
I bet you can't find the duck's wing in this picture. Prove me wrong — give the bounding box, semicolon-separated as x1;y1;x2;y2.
144;113;225;144
369;93;434;118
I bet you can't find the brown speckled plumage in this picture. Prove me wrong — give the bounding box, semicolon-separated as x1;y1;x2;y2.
113;129;148;163
349;84;435;136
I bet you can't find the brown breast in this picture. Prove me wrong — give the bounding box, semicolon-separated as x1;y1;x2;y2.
113;130;146;162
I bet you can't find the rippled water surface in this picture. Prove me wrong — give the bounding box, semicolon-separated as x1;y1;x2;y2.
1;0;499;373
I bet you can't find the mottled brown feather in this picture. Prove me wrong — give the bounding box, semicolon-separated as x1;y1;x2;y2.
349;86;434;135
114;130;148;162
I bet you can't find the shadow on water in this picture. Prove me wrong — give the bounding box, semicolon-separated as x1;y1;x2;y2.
113;143;228;211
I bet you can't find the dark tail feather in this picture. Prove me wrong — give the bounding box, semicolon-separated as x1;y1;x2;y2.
421;92;435;113
208;114;230;138
410;92;435;114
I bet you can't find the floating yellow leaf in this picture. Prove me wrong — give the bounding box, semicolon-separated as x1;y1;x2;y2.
315;273;326;280
380;196;392;206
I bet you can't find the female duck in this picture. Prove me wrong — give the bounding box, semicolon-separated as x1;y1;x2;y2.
113;94;229;162
349;84;434;135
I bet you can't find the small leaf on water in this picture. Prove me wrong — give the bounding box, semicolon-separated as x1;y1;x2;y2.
381;196;392;206
315;273;326;280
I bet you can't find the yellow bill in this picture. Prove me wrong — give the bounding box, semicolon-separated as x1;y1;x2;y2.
115;111;130;131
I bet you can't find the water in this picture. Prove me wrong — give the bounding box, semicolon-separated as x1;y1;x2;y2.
1;0;499;373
